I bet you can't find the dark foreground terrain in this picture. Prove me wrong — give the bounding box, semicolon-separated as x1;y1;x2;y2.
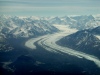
0;39;100;75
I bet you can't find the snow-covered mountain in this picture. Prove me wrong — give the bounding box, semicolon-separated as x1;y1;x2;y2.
0;15;100;52
0;15;58;38
57;26;100;57
46;15;100;30
0;15;59;51
1;15;100;38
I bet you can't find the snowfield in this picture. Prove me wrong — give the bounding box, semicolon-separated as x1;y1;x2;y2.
95;35;100;40
25;25;100;68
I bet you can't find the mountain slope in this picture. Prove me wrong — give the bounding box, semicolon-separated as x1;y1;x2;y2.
90;26;100;35
0;15;58;38
0;15;59;52
57;28;100;58
0;34;13;52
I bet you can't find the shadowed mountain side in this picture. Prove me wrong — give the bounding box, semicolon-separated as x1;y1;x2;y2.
57;28;100;58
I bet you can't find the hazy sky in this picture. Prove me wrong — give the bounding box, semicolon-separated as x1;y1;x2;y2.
0;0;100;16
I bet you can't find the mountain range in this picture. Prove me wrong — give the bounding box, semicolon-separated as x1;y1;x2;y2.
0;15;100;53
0;15;59;52
46;15;100;30
0;15;58;38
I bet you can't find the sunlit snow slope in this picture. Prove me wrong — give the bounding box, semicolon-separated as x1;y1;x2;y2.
25;25;100;68
95;35;100;40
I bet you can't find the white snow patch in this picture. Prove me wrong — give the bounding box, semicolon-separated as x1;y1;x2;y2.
95;35;100;40
53;24;77;32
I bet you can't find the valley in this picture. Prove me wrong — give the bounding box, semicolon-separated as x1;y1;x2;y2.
0;15;100;75
25;25;100;68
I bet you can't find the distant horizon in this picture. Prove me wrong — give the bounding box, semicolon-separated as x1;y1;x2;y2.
0;13;100;17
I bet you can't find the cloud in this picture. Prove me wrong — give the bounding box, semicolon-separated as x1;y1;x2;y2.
0;0;100;16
